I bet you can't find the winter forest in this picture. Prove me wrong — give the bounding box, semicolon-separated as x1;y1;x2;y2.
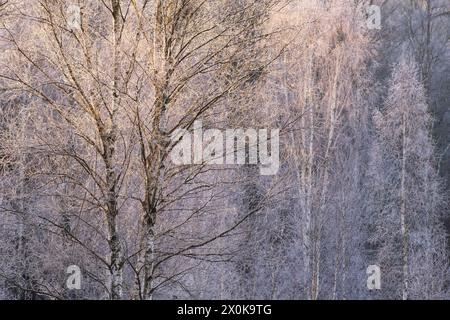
0;0;449;300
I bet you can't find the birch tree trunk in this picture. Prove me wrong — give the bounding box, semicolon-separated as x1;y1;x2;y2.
104;0;123;300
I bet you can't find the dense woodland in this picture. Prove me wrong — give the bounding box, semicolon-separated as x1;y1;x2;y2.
0;0;449;300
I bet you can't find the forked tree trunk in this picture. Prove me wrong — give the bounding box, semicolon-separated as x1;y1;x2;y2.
133;1;168;299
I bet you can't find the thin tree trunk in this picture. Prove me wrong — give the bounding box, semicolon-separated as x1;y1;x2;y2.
400;110;409;300
311;49;341;300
